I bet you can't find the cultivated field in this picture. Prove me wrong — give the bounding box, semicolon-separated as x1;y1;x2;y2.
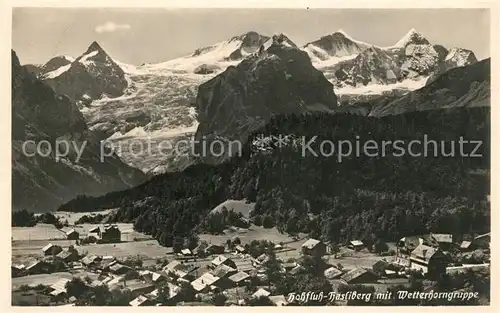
11;270;99;289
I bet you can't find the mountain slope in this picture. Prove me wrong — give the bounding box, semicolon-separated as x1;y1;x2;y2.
369;58;490;117
12;50;146;212
193;40;338;162
41;42;128;102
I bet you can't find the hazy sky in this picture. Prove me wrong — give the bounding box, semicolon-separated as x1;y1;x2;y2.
12;8;490;65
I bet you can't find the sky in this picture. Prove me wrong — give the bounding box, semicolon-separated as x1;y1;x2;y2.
12;8;490;65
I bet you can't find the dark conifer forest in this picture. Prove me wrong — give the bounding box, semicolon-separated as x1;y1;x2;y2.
59;107;490;247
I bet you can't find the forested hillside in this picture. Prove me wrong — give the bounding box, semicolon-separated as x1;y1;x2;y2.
59;107;490;247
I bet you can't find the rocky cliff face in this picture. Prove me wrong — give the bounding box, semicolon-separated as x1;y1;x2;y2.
12;50;145;212
194;42;338;162
310;29;479;94
369;58;490;117
333;46;402;87
42;42;128;102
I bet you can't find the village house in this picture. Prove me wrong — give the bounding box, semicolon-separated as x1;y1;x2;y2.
474;233;490;249
460;240;474;252
445;263;490;275
372;259;392;276
163;260;196;280
324;266;343;280
65;229;79;240
148;283;182;303
26;260;52;274
81;255;102;268
340;267;378;284
88;226;101;237
11;264;25;277
234;259;255;273
56;250;79;263
181;249;192;257
109;263;132;275
234;245;247;254
191;273;220;293
205;244;225;255
409;244;447;279
129;295;155;307
289;264;305;275
282;261;297;272
211;255;236;269
125;280;156;297
252;288;271;299
211;264;238;279
348;240;365;251
42;243;63;256
101;225;121;243
49;278;71;298
269;295;288;306
301;239;326;257
228;271;250;287
139;270;168;284
431;233;453;250
397;235;438;256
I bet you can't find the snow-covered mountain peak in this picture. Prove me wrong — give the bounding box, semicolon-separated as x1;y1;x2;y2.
444;47;478;68
393;28;429;48
86;41;106;54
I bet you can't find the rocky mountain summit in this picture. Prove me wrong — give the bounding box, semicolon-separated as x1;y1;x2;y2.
41;41;128;102
194;41;338;162
12;50;145;212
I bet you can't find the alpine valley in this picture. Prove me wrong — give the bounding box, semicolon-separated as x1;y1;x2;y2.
15;29;490;212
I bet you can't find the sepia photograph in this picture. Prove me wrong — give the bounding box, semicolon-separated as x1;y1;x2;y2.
9;3;492;307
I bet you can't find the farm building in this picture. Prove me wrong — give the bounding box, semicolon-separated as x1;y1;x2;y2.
474;233;490;249
181;249;192;256
65;229;79;240
348;240;365;251
42;243;63;256
211;255;236;268
324;266;343;280
301;238;326;256
101;225;121;243
409;244;447;279
341;267;378;284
